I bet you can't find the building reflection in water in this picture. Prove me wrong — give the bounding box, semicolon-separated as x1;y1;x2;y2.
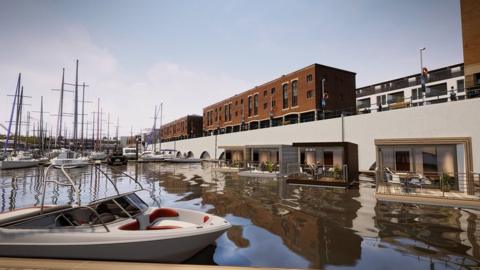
0;164;479;269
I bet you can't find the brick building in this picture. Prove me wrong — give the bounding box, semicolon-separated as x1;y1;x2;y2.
160;115;203;142
461;0;480;92
203;64;356;135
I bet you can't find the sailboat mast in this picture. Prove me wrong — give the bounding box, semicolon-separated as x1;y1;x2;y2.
13;86;24;154
81;82;85;143
96;98;100;151
40;96;44;152
159;103;163;152
56;68;65;148
3;73;21;156
73;59;79;144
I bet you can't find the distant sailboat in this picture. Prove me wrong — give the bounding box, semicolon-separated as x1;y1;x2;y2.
1;74;39;170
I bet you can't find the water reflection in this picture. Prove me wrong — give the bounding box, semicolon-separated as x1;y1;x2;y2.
0;164;479;269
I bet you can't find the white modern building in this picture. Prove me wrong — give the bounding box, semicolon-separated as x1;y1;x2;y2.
356;63;466;113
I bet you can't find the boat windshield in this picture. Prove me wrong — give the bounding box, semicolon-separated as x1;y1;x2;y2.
89;192;148;218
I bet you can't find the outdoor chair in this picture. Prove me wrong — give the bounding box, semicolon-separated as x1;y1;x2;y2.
385;167;404;193
409;173;432;191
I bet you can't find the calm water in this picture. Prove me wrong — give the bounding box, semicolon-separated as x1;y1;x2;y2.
1;163;479;270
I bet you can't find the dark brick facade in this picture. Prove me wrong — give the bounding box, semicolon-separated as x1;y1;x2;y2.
160;115;203;141
203;64;356;135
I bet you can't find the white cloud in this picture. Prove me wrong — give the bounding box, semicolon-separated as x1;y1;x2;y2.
0;23;249;137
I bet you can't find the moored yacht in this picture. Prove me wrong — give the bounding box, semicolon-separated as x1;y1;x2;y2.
50;149;89;169
0;152;39;170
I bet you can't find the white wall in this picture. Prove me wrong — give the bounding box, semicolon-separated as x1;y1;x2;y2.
159;98;480;172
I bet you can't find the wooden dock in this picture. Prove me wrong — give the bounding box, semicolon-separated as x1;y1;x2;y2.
0;257;297;270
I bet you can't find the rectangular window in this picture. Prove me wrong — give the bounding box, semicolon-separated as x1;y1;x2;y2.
271;88;275;94
224;105;228;121
475;73;480;86
306;74;313;82
411;89;418;100
254;94;258;115
264;90;267;96
248;96;252;117
282;84;289;109
228;104;231;120
263;103;267;109
272;99;276;107
292;81;298;107
307;90;313;99
457;79;464;92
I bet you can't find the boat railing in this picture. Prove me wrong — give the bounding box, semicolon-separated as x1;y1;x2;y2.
41;164;80;213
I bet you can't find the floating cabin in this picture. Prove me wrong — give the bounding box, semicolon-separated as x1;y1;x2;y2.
286;142;359;188
374;137;480;209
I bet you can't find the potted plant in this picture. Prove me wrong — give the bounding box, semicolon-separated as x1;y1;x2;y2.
440;173;454;192
265;161;274;173
333;165;342;179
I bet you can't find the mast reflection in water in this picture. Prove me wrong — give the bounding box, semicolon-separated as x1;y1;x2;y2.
0;163;479;269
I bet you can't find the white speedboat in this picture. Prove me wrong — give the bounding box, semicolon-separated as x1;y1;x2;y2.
50;149;89;169
89;151;107;161
0;165;231;263
0;152;39;170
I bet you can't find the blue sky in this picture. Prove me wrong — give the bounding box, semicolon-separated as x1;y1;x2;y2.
0;0;463;136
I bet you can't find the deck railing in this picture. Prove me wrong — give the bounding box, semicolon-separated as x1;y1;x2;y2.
241;161;279;173
375;169;480;200
287;163;348;182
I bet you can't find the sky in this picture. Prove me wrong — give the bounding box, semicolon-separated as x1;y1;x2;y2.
0;0;463;137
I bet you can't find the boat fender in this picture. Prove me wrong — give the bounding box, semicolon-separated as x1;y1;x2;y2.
203;216;209;223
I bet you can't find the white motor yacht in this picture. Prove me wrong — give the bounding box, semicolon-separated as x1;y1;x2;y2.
50;149;89;169
0;165;231;263
0;152;39;170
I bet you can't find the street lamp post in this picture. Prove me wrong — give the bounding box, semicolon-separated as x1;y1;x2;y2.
420;47;426;95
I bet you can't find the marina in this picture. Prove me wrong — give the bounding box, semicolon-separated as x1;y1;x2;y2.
1;0;480;269
1;163;479;269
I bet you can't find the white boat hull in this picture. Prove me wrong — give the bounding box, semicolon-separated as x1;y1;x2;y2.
0;229;224;263
51;159;89;169
0;206;231;263
0;160;39;170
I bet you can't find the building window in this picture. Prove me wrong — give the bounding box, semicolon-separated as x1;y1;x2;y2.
306;74;313;82
263;103;267;109
241;99;243;104
271;88;275;94
282;84;289;109
475;73;480;86
224;105;228;121
264;90;267;96
457;79;464;92
272;99;276;107
292;80;298;107
254;94;259;115
248;96;252;117
307;90;313;99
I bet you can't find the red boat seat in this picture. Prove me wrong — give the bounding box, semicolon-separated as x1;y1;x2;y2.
149;208;179;223
118;221;181;231
118;221;140;230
